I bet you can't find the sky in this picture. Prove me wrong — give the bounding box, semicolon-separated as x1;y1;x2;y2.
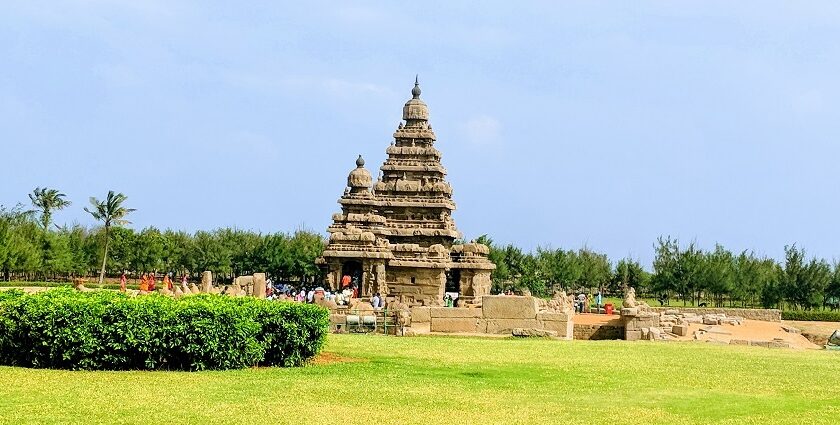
2;1;840;267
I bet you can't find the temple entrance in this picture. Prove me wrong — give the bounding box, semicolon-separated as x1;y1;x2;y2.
445;269;461;293
341;261;363;289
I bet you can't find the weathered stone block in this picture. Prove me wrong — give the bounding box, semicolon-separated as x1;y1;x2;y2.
537;312;570;322
484;318;538;334
672;324;689;336
781;325;800;334
430;307;482;318
411;307;431;323
253;273;266;299
430;318;480;333
729;339;749;345
625;330;642;341
621;307;639;316
539;319;573;339
481;296;538;319
201;271;213;293
512;328;557;338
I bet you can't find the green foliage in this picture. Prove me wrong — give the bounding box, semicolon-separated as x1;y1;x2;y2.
0;289;328;370
781;310;840;322
611;258;650;294
28;187;71;230
779;245;831;310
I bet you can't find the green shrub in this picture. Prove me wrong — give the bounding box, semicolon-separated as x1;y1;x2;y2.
0;288;328;370
781;310;840;322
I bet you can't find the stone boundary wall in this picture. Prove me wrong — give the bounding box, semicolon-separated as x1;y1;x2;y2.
649;307;781;322
410;296;574;339
573;323;624;340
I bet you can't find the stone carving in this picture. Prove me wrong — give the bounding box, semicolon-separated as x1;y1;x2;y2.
201;271;213;293
623;287;651;311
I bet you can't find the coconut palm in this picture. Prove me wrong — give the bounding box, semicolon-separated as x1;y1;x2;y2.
84;191;135;285
28;187;71;230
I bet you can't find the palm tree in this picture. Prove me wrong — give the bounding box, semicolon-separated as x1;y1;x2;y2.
28;187;71;230
84;191;135;285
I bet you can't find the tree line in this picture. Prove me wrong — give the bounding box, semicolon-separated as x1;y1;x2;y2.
478;235;840;311
0;188;324;284
3;187;840;309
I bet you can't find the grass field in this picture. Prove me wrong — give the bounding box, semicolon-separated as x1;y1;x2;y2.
1;334;838;425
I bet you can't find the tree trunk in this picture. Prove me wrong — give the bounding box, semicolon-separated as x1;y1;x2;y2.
98;225;110;285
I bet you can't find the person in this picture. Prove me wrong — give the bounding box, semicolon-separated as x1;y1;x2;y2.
352;285;358;299
181;275;188;286
371;292;381;309
163;274;172;290
596;290;603;313
148;274;156;291
577;292;586;313
139;274;149;292
119;273;127;292
306;288;315;303
341;274;351;288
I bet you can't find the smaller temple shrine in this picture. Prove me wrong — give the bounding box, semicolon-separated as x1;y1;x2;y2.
317;78;495;306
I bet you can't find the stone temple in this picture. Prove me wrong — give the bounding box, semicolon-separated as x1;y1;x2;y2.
317;78;495;306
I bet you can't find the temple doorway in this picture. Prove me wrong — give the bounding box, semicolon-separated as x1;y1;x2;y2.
341;261;363;289
445;269;461;293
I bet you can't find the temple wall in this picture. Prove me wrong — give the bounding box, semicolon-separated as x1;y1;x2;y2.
387;267;446;305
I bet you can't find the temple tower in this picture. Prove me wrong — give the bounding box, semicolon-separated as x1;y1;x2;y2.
318;78;494;306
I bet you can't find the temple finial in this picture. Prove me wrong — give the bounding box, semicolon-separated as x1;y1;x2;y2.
411;75;421;98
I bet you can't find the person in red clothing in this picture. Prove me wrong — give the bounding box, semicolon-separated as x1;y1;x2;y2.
341;274;351;288
148;274;156;291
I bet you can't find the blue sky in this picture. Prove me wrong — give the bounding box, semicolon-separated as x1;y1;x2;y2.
2;1;839;267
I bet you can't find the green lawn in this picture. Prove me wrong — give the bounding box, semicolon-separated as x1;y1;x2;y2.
1;335;838;425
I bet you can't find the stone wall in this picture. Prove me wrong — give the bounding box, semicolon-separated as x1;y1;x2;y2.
410;296;573;339
649;307;781;322
387;267;445;305
573;323;624;340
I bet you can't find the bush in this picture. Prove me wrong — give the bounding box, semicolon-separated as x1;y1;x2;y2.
781;310;840;322
0;288;328;370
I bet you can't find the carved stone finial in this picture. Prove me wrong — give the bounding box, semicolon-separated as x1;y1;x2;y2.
356;155;365;167
411;75;421;99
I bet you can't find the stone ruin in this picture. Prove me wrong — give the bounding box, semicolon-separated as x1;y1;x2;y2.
75;271;270;299
322;292;576;339
621;287;748;341
316;78;495;307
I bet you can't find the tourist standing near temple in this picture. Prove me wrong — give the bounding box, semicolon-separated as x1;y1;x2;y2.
119;273;127;292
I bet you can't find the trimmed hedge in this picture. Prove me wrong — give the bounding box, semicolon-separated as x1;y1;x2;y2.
781;310;840;322
0;288;328;370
